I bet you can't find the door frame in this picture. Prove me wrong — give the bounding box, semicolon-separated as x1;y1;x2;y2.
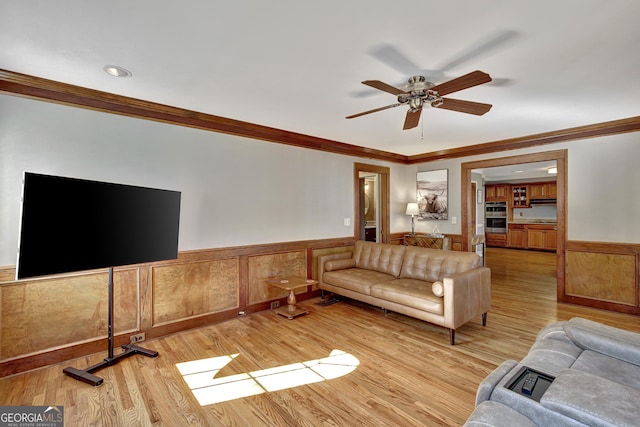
461;149;567;300
354;163;390;243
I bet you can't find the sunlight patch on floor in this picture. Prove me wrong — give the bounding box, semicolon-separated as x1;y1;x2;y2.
176;349;359;405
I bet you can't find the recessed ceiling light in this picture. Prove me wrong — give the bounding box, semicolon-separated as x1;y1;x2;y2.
103;65;132;78
513;170;524;173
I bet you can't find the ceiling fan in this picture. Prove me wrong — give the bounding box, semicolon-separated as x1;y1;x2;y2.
346;70;493;130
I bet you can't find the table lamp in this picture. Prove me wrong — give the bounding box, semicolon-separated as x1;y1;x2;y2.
405;202;420;235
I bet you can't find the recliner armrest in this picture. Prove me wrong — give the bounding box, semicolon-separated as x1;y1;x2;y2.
475;360;519;405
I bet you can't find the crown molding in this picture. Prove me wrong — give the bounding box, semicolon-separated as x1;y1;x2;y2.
2;69;639;165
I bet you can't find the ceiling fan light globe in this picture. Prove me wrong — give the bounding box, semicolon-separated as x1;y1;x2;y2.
409;97;423;110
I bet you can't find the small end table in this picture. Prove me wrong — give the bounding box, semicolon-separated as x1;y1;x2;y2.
265;276;317;319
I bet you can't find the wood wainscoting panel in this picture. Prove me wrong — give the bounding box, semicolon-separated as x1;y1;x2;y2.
151;258;239;326
0;267;15;283
566;250;637;305
247;251;306;304
0;268;138;359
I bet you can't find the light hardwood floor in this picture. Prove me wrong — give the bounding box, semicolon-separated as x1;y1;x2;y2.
2;248;640;426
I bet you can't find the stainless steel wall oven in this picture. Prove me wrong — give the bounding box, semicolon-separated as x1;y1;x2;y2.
485;202;507;233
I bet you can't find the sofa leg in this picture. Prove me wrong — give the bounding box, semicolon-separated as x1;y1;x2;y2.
482;312;487;326
449;329;455;345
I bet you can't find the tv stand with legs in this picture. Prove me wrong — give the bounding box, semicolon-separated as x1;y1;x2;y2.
63;267;159;386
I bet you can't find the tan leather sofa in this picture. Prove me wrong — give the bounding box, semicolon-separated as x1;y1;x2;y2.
318;240;491;344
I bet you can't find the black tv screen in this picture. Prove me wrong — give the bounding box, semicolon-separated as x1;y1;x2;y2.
16;172;181;279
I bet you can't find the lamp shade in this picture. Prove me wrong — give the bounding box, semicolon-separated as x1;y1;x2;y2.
405;202;419;216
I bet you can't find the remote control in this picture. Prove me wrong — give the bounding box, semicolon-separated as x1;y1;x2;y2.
521;373;538;395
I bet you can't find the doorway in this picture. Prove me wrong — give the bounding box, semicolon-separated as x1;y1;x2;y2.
359;173;380;241
461;149;567;300
354;163;390;243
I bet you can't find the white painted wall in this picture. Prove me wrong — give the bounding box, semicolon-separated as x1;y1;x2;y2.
0;95;406;266
1;94;638;267
407;133;640;243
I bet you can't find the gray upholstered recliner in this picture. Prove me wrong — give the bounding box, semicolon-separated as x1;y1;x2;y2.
465;318;640;426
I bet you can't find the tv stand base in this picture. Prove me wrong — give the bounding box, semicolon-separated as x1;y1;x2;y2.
63;343;158;386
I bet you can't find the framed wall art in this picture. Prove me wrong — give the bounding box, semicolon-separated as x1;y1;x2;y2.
416;169;448;220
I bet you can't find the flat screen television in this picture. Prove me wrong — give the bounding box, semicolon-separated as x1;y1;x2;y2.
16;172;181;279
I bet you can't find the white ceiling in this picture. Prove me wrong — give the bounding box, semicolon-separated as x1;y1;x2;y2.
475;161;557;182
2;1;639;156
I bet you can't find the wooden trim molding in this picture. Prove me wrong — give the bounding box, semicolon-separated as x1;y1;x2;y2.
407;116;640;163
0;69;405;163
354;163;390;243
461;149;568;300
1;69;639;163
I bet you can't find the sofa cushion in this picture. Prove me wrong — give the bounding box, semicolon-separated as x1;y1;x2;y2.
399;246;480;282
323;269;395;295
520;338;583;377
572;350;640;391
324;258;356;271
431;281;444;297
535;321;575;344
564;317;640;367
353;240;405;277
370;278;444;315
541;369;640;427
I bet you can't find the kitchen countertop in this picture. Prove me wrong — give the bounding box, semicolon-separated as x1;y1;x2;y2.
510;219;557;224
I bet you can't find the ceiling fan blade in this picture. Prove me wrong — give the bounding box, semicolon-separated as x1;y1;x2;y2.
361;80;407;96
435;98;492;115
403;109;422;130
346;103;402;119
430;70;492;96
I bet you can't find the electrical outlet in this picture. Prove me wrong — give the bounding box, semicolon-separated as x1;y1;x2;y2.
270;301;280;309
130;333;145;343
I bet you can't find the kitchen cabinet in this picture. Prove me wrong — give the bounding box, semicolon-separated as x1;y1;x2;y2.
544;182;557;198
527;225;557;251
485;233;507;247
510;185;529;207
507;224;527;248
529;182;557;199
485;184;509;202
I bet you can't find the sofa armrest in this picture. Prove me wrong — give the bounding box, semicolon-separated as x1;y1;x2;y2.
317;252;353;286
564;317;640;366
442;267;491;330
